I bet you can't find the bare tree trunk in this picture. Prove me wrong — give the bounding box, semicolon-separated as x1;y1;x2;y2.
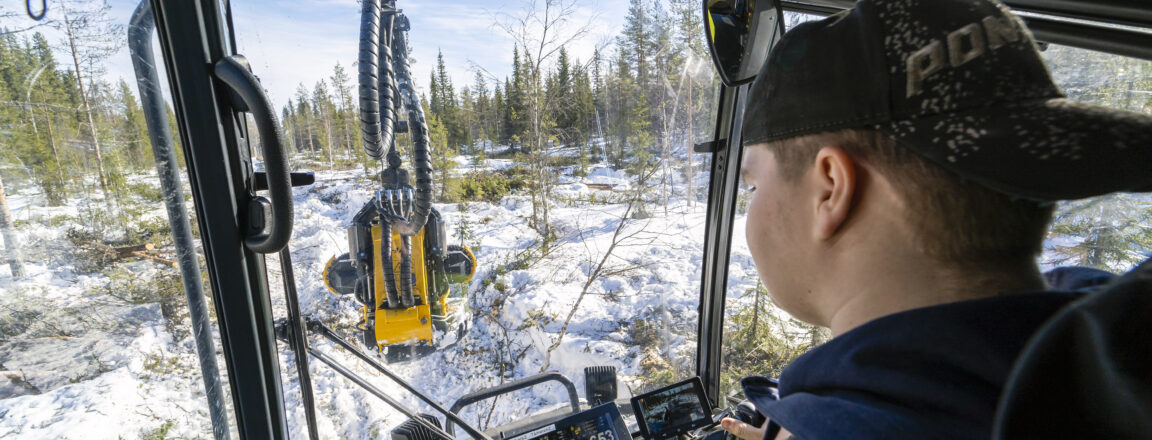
39;109;67;206
0;172;27;279
686;71;694;208
344;113;354;161
662;78;671;216
305;117;316;155
322;108;334;166
46;115;62;181
64;9;111;205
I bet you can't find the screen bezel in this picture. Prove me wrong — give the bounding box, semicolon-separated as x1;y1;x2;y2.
630;377;713;440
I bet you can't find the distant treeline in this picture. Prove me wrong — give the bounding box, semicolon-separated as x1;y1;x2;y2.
0;28;178;207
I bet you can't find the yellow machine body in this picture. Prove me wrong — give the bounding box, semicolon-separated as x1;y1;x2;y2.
366;225;447;348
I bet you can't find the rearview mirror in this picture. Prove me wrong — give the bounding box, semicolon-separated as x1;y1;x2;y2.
703;0;786;86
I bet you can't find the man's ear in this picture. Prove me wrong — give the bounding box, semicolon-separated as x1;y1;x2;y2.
810;146;857;240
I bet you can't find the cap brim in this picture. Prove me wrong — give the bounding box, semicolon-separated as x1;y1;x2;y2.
880;99;1152;201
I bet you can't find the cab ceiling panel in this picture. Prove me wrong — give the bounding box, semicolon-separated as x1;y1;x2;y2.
779;0;1152;61
1005;0;1152;29
781;0;1152;28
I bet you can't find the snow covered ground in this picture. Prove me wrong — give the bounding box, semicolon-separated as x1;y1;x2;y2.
0;157;757;439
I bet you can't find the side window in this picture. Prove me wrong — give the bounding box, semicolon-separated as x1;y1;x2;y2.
0;1;236;438
1039;44;1152;273
716;19;1152;403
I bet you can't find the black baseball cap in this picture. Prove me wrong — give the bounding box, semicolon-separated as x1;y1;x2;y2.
742;0;1152;201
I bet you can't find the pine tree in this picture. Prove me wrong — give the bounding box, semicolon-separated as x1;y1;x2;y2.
56;0;124;207
282;100;297;153
294;84;316;155
591;48;606;162
671;0;705;207
458;84;476;152
2;33;68;205
312;79;335;165
329;62;357;162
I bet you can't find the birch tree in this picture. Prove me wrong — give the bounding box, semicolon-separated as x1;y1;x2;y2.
495;0;598;245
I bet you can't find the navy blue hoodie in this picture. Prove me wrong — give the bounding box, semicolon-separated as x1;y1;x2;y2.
743;292;1082;439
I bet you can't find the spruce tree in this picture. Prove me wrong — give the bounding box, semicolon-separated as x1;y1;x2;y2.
472;70;490;153
117;79;149;169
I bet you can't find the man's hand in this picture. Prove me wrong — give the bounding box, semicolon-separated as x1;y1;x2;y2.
720;417;766;440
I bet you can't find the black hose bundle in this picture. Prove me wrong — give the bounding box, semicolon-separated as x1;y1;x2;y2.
377;11;399;166
358;0;434;310
390;21;433;237
358;0;386;160
380;229;401;308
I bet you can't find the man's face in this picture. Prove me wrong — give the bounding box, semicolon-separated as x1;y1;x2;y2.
741;145;815;321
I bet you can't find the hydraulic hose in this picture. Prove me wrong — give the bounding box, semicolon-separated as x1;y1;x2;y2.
377;11;399;167
390;23;433;237
380;217;401;309
398;235;414;307
358;0;385;160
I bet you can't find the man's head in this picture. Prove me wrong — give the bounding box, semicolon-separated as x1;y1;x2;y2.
741;129;1053;325
756;129;1053;262
738;0;1152;329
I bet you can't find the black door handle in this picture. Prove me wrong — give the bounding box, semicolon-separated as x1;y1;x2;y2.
213;55;293;254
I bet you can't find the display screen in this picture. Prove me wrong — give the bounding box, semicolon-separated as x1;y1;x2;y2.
631;377;712;439
514;403;629;440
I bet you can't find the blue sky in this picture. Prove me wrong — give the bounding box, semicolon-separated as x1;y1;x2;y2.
5;0;629;111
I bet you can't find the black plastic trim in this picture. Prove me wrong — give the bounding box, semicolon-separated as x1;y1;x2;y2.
695;85;747;405
780;0;1152;30
1006;0;1152;30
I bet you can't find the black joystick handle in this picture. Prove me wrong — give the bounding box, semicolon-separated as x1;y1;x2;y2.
736;401;766;427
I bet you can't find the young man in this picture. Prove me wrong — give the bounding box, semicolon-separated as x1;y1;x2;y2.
719;0;1152;438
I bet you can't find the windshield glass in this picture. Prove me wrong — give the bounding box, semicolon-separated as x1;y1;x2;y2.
230;0;721;435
